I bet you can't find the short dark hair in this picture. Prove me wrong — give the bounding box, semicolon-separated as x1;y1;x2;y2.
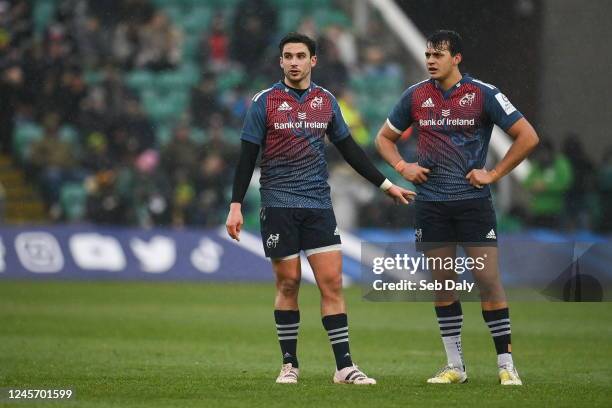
279;32;317;57
426;30;463;56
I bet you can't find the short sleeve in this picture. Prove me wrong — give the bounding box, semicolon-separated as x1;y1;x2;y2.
240;95;267;145
326;95;350;143
484;87;523;131
387;87;414;134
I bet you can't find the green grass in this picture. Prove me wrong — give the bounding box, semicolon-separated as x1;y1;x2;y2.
0;281;611;407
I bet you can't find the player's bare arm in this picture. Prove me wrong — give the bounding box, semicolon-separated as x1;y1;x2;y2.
375;122;430;184
466;118;539;188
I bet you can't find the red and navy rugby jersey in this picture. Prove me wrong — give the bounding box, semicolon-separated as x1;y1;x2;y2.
387;75;523;201
241;81;350;208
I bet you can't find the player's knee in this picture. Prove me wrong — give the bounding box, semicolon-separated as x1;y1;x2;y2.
277;278;300;298
319;275;343;298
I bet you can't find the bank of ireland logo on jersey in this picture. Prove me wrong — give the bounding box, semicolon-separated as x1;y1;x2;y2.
459;92;475;106
310;96;323;110
266;233;280;248
297;112;306;120
415;228;423;242
441;109;451;117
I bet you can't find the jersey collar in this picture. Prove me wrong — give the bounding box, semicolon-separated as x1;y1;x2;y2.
433;74;472;99
278;80;316;101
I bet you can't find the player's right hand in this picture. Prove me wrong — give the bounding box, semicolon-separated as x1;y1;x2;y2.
226;203;243;241
399;162;430;184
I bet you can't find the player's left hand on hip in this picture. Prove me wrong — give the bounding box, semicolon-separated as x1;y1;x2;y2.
465;168;496;189
386;185;417;204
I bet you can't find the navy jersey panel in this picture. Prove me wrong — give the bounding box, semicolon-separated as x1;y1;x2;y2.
387;75;523;202
240;82;349;208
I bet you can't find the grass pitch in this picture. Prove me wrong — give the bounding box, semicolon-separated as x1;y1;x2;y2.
0;281;611;407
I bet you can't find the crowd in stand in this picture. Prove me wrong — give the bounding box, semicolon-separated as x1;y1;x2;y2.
0;0;609;233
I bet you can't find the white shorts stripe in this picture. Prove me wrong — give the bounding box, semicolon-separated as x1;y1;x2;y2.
275;253;299;261
304;244;341;257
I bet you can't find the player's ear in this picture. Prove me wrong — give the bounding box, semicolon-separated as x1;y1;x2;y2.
453;53;462;66
279;56;283;68
311;55;317;68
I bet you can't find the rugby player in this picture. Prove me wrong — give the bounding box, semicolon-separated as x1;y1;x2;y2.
375;30;539;385
226;32;415;385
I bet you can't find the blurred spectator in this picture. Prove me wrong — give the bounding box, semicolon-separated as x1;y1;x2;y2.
315;36;349;95
73;16;112;67
0;63;24;153
28;113;81;209
562;133;595;230
1;0;33;52
190;72;224;128
170;169;196;227
231;0;276;76
57;67;87;124
323;24;358;71
82;131;113;173
117;149;172;227
297;17;318;41
337;89;369;146
523;139;573;228
201;13;230;72
193;152;227;227
203;113;238;162
135;11;182;71
161;124;201;179
596;147;612;232
112;22;141;70
85;169;125;224
113;99;155;156
117;0;154;25
361;44;402;79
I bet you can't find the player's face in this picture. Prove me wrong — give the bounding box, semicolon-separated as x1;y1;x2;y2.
280;42;317;88
425;42;461;81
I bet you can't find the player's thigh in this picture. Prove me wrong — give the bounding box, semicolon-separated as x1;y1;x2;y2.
260;207;301;259
415;200;457;252
454;197;498;245
307;249;343;293
300;208;341;255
